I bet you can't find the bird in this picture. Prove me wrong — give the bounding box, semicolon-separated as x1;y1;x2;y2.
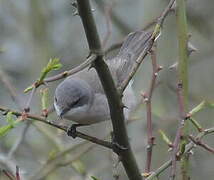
54;31;152;133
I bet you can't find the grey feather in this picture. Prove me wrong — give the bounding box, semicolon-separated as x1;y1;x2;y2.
54;31;151;124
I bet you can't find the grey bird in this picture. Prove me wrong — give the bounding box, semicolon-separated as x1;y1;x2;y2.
54;31;151;127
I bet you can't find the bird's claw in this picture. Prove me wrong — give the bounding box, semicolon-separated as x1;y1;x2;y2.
112;141;128;154
67;124;78;138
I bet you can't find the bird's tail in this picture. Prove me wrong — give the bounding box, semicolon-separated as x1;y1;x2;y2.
113;30;152;84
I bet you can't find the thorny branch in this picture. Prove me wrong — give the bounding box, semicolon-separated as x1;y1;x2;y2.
169;82;186;180
188;135;214;154
145;127;214;180
0;106;114;150
142;46;162;173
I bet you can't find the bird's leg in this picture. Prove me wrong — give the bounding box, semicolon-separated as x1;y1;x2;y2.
67;124;88;138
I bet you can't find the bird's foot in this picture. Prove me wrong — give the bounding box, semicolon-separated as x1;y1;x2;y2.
112;141;128;154
67;124;86;138
111;132;128;154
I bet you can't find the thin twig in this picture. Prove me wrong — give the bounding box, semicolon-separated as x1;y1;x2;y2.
143;46;162;173
119;0;176;93
146;127;214;180
169;82;186;180
44;53;97;83
0;106;114;150
16;166;20;180
156;0;175;27
24;87;36;112
2;170;15;180
188;135;214;154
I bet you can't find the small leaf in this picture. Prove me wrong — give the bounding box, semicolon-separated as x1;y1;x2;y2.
39;58;62;82
6;112;15;124
91;176;100;180
206;102;214;108
0;123;17;137
24;58;62;93
0;113;21;137
189;117;203;132
159;129;172;146
24;85;34;93
189;101;206;116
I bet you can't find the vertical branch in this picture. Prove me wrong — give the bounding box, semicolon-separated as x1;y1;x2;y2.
76;1;142;180
169;83;186;180
176;0;189;179
143;46;162;173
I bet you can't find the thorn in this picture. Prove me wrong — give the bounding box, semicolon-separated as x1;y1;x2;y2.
73;11;79;16
62;71;68;77
157;65;163;71
177;82;183;89
141;92;148;99
71;1;77;8
185;113;191;120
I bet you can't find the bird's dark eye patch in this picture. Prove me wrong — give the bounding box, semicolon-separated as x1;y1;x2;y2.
71;98;80;107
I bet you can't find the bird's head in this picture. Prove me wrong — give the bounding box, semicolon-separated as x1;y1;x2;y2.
54;78;94;118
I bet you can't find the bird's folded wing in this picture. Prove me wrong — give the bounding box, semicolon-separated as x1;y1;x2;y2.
72;31;152;94
108;30;152;86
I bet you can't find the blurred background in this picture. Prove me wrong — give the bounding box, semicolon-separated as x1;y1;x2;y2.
0;0;214;179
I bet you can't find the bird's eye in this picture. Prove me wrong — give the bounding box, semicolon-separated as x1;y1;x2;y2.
71;98;80;107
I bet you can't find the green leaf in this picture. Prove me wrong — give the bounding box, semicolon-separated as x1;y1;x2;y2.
0;124;14;137
206;102;214;108
91;176;100;180
0;113;22;137
6;112;15;124
24;58;62;93
159;129;172;146
189;101;206;116
24;85;34;93
189;117;203;132
39;58;62;82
